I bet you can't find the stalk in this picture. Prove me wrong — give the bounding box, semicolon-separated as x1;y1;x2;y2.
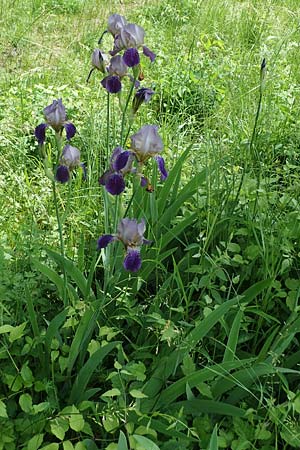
232;58;266;214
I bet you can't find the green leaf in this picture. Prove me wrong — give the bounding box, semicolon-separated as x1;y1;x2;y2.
169;399;245;417
129;389;148;399
32;402;50;414
69;341;120;404
0;325;13;334
157;145;193;216
117;431;128;450
50;417;69;440
19;393;32;413
0;399;8;418
67;303;102;376
74;443;86;450
45;308;68;356
68;406;85;432
40;445;59;450
133;435;160;450
9;322;26;342
103;415;119;432
101;388;121;397
63;442;74;450
46;248;95;300
81;440;99;450
208;425;218;450
27;434;44;450
153;359;254;410
223;309;243;363
32;258;66;300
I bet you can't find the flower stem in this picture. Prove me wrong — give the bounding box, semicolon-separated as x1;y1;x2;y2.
120;78;136;146
52;180;68;306
53;133;68;306
106;91;110;161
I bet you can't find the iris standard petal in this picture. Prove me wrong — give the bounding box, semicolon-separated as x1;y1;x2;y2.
155;155;168;181
64;122;76;141
107;14;127;36
43;98;66;131
142;46;156;62
97;234;115;250
60;144;81;169
56;165;70;183
101;75;122;94
105;172;126;195
123;249;142;272
123;48;140;67
35;123;48;144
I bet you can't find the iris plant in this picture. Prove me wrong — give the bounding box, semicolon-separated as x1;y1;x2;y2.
99;125;167;195
35;99;76;145
97;218;150;272
89;14;156;94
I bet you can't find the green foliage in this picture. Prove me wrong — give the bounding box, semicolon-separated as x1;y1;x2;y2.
1;0;300;449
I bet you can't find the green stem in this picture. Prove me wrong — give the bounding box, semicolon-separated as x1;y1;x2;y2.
53;132;68;306
52;180;68;306
106;91;110;161
120;78;136;146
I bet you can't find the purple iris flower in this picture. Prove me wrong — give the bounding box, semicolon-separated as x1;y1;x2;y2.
97;218;150;272
56;144;85;183
99;146;133;195
123;48;140;67
132;87;154;114
130;125;168;181
101;75;122;94
110;22;156;63
35;99;76;145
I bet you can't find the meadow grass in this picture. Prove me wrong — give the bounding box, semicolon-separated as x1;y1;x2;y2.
1;0;300;449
